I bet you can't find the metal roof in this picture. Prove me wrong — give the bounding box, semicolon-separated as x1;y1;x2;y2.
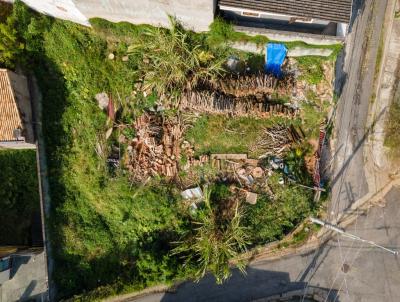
219;0;353;23
0;69;23;141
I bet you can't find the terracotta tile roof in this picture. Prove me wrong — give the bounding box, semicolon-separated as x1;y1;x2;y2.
219;0;353;24
0;69;23;141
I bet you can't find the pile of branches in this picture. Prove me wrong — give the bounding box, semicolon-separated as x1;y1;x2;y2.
178;72;297;117
125;113;185;182
251;124;305;157
205;72;295;97
179;90;297;117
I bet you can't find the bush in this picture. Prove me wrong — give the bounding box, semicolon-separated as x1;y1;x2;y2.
173;186;249;284
0;150;40;245
384;99;400;157
127;17;225;97
244;175;313;244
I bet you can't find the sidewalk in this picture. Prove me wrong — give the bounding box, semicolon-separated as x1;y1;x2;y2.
364;0;400;192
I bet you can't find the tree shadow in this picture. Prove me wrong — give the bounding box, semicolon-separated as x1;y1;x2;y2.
330;108;385;188
20;280;37;301
157;266;340;302
348;0;366;34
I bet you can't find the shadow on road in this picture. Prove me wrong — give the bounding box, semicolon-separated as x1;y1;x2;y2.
298;242;332;283
330;108;385;188
20;280;37;301
158;266;339;302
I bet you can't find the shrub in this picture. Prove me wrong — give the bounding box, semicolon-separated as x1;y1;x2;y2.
127;17;225;97
384;98;400;157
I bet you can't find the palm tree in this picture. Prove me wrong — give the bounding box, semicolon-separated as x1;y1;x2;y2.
173;187;249;284
127;16;225;98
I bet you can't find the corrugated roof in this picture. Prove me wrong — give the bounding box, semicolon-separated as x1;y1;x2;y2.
0;69;23;141
219;0;353;23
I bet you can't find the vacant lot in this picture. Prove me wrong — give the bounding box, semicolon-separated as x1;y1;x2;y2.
0;2;337;300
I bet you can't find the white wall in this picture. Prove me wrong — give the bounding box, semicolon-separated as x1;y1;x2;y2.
74;0;216;32
336;22;348;37
21;0;90;26
14;0;215;32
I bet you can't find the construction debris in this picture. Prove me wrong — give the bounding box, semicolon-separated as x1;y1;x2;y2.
245;191;258;205
181;187;203;200
125;114;185;182
96;92;109;110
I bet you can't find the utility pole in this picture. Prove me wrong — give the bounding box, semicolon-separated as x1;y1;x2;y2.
310;217;398;255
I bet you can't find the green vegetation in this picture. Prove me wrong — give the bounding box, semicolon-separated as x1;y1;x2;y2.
384;98;400;158
1;2;329;300
296;56;326;85
0;149;40;245
185;115;294;157
173;186;249;284
244;175;313;244
127;17;225;96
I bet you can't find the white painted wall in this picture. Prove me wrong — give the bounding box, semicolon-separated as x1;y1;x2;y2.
74;0;216;32
21;0;90;26
13;0;215;32
336;22;348;37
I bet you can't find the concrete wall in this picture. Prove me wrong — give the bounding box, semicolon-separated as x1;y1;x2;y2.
74;0;216;32
234;25;344;45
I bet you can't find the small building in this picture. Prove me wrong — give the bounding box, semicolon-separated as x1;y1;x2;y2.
0;69;35;149
218;0;353;37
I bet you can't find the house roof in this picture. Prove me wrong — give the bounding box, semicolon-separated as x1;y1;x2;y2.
218;0;353;24
0;69;23;141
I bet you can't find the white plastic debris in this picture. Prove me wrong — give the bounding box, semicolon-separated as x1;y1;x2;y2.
181;187;203;200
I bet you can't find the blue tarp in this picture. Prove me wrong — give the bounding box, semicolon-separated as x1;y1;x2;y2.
265;43;287;77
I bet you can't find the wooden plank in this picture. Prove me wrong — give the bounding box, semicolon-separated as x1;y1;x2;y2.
210;153;248;160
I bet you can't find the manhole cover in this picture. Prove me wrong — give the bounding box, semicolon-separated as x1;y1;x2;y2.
341;263;350;273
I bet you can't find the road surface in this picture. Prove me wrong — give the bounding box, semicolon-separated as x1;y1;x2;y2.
329;0;388;219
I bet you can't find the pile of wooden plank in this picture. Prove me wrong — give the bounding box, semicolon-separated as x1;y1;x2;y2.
125;114;184;181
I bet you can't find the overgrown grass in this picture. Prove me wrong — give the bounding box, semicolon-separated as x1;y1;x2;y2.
0;149;40;246
296;56;326;85
244;173;314;245
185;115;297;157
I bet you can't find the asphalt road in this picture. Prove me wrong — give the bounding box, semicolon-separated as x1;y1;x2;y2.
329;0;388;219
